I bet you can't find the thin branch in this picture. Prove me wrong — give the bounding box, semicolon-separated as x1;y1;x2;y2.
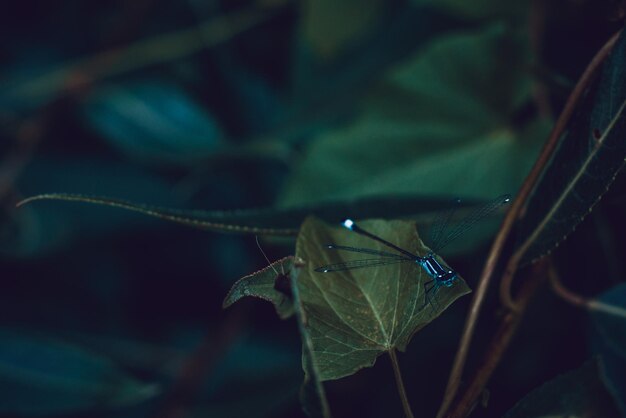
444;259;548;418
436;28;622;418
389;349;415;418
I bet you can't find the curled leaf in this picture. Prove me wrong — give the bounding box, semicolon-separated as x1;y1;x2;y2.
223;256;296;319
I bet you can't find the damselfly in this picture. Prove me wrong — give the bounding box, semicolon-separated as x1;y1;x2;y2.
315;194;511;303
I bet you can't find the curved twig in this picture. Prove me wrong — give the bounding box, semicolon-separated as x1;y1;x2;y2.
436;29;622;418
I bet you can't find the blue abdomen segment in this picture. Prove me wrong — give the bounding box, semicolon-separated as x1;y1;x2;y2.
418;254;457;287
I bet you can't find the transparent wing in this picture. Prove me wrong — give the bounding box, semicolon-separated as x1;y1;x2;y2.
431;194;511;253
315;258;413;273
429;198;461;249
324;244;412;260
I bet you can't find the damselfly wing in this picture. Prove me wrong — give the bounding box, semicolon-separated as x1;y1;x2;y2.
315;194;511;304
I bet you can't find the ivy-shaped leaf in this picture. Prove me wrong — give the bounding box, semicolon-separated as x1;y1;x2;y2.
223;216;470;390
294;217;470;380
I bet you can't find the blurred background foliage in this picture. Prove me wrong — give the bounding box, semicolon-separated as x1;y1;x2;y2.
1;0;626;417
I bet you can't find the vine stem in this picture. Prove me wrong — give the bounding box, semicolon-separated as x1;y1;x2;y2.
444;260;547;418
436;28;622;418
389;349;415;418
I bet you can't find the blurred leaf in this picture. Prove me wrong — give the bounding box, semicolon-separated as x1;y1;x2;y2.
300;0;385;59
591;283;626;415
0;332;158;416
280;25;548;207
223;256;296;319
288;259;332;418
503;360;620;418
518;29;626;264
17;192;494;238
413;0;527;20
294;217;470;380
0;8;273;111
82;81;223;164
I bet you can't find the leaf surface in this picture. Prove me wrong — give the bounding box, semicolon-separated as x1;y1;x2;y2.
294;217;470;380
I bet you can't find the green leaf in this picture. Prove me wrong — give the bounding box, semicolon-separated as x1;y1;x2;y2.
295;217;470;380
280;25;548;207
289;260;333;418
503;360;620;418
413;0;528;20
223;256;296;319
0;332;158;415
518;30;626;264
82;81;224;165
300;0;385;59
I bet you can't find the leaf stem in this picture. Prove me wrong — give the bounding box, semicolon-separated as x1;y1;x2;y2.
389;349;415;418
